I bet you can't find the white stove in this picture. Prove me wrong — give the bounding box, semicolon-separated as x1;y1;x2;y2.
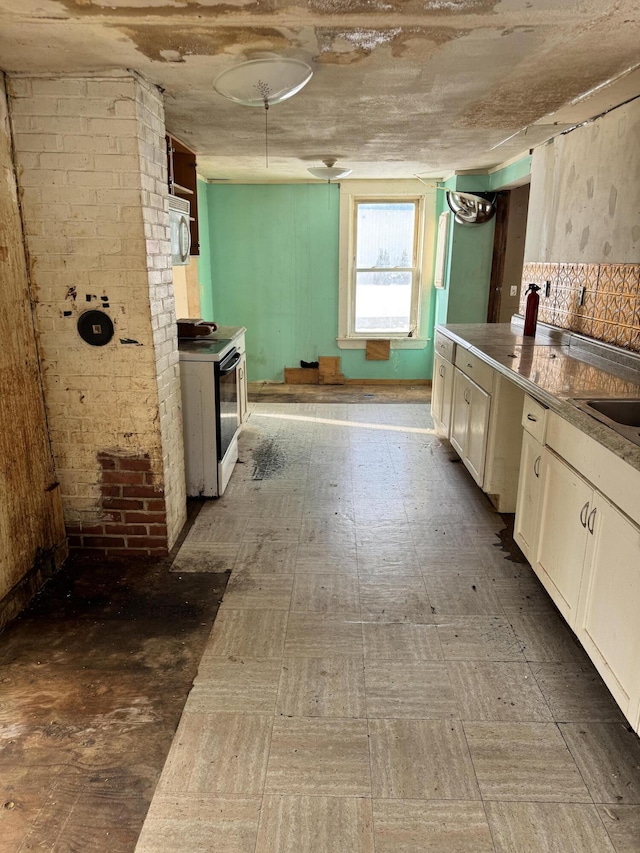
178;328;246;497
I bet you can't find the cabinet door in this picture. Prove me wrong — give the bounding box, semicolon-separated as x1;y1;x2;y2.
431;352;445;425
432;353;454;437
464;379;490;488
534;449;591;627
238;353;248;426
450;368;469;459
577;497;640;723
514;431;543;563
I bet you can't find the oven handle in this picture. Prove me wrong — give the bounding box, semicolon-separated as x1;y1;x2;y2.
218;350;241;375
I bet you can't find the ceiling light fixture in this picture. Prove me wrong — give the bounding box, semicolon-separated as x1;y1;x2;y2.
213;58;313;168
307;158;353;182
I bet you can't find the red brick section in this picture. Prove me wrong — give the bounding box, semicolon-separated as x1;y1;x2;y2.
66;452;169;556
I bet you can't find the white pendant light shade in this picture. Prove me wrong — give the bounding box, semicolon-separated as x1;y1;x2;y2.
308;158;353;181
213;58;313;107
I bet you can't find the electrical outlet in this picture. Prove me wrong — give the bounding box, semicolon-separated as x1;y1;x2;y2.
510;285;518;297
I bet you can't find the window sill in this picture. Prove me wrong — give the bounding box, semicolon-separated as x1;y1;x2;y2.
336;336;429;350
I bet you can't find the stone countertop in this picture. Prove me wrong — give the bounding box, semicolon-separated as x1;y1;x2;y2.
438;322;640;470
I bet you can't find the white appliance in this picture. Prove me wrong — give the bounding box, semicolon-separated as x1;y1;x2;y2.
179;337;242;497
169;195;191;265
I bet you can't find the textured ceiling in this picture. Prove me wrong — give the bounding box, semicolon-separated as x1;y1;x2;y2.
0;0;639;182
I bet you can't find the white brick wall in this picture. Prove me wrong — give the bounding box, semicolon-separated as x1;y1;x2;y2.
9;72;186;550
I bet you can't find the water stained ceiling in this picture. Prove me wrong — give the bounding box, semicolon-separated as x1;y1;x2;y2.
0;0;638;182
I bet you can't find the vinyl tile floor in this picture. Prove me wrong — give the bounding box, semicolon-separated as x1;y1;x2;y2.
136;402;640;853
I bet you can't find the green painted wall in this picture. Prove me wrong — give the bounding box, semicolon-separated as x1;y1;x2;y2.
196;178;214;321
489;155;532;191
434;174;496;327
203;182;431;382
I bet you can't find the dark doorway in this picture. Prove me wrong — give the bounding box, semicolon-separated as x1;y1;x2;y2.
487;183;530;323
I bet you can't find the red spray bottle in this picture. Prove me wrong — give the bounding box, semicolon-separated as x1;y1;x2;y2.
523;283;541;337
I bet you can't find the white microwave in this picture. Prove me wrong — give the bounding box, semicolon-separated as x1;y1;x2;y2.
169;195;191;265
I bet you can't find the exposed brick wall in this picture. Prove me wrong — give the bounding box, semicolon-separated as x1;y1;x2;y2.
67;452;168;555
135;83;187;549
8;72;186;555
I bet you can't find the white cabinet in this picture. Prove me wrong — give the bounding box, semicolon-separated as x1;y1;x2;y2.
450;367;490;488
514;430;542;563
432;352;454;437
521;411;640;732
534;448;591;628
577;496;640;724
435;328;524;510
514;395;547;563
238;352;248;426
432;332;455;438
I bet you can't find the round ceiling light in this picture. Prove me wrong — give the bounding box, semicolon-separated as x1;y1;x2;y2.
213;58;313;108
308;158;353;182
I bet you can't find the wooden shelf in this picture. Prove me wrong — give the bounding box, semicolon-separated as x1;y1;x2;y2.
172;182;194;196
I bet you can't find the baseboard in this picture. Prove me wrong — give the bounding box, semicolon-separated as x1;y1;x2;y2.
344;378;431;386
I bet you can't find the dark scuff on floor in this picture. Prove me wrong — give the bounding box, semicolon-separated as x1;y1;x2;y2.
0;501;227;852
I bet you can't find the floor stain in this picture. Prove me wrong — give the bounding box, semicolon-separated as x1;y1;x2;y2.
495;515;528;564
251;438;286;480
0;501;228;853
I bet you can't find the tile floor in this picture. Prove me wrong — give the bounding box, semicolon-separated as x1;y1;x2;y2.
136;402;640;853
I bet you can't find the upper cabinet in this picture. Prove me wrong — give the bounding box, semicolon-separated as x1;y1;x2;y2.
166;133;199;256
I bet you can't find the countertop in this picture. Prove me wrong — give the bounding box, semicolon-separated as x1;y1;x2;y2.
178;325;246;342
177;325;246;361
437;321;640;470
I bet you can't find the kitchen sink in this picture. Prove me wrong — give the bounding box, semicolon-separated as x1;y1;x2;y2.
570;398;640;446
584;399;640;426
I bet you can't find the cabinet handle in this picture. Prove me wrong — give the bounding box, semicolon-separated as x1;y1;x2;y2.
534;456;540;478
587;507;597;535
439;365;445;377
464;389;470;404
467;362;473;369
527;414;537;422
580;502;589;528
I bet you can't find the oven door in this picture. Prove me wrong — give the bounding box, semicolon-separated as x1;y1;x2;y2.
215;347;242;492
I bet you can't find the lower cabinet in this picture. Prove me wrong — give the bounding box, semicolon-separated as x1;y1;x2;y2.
513;430;542;564
432;352;454;437
450;367;490;487
534;448;592;628
238;352;248;426
527;441;640;730
576;496;640;725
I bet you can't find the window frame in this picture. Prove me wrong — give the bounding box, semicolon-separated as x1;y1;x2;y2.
351;197;421;338
337;182;431;350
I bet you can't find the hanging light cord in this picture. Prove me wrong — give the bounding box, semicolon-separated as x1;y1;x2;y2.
255;79;271;169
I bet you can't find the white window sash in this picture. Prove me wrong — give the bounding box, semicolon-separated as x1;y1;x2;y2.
338;182;433;349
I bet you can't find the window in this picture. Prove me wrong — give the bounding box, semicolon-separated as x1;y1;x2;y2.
337;187;428;348
353;200;420;335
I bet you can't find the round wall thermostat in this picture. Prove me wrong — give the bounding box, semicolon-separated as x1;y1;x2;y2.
77;310;114;346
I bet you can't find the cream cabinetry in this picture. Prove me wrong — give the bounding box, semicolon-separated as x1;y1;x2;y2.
514;431;542;563
238;353;248;425
434;329;524;511
234;332;248;427
534;448;592;628
432;333;455;438
450;367;490;487
523;411;640;731
432;352;455;438
576;496;640;726
514;396;547;564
